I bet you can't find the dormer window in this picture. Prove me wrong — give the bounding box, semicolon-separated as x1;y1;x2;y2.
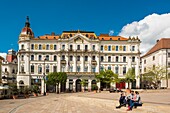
86;34;88;37
110;38;112;40
21;44;24;49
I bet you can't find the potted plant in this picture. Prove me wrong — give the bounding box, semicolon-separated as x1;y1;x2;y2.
91;84;98;93
9;83;18;99
24;86;31;98
32;85;39;97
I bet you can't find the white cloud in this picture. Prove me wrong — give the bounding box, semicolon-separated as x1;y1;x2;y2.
119;13;170;55
109;30;114;36
0;53;7;59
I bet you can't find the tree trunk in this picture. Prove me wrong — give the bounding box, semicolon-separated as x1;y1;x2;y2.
56;84;59;94
128;82;130;89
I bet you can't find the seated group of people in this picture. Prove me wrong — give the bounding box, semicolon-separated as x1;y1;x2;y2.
116;89;143;111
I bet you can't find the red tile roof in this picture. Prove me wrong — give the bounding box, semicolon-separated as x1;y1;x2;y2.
98;35;128;41
142;38;170;57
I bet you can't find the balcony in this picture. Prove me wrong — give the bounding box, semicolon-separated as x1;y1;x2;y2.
61;60;66;65
91;60;97;65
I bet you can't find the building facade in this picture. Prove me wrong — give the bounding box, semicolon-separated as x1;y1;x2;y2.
1;49;17;85
141;38;170;88
17;17;141;93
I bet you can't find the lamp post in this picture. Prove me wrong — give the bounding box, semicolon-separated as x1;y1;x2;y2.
43;58;46;96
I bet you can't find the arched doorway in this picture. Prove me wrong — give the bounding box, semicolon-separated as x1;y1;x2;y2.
91;80;97;91
76;79;81;92
19;80;24;94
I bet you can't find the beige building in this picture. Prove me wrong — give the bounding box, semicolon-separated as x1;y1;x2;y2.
17;17;141;93
1;49;17;85
141;38;170;88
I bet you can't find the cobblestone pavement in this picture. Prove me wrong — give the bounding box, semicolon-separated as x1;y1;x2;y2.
0;89;170;113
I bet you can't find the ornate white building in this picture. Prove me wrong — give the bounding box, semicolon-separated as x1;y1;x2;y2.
1;49;17;85
17;17;141;93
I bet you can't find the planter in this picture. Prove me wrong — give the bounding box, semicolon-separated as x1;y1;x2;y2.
33;93;38;97
24;95;29;98
13;95;17;99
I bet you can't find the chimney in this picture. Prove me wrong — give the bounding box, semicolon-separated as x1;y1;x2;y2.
156;40;159;43
51;32;55;36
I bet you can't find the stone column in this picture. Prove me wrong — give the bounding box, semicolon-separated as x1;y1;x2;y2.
41;79;44;94
88;56;92;72
66;79;69;92
57;55;61;72
73;55;76;72
81;56;84;72
88;79;92;92
97;81;101;92
73;79;76;92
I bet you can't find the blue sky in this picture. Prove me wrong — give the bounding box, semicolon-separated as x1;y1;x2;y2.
0;0;170;54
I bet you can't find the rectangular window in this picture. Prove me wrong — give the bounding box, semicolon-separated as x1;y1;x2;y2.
53;66;57;72
70;56;73;61
116;46;119;51
31;65;34;73
123;46;126;51
31;44;34;50
46;66;49;74
132;56;135;62
108;56;111;62
108;46;111;51
101;56;104;62
144;60;146;64
168;53;170;57
77;45;80;50
54;45;57;50
116;56;119;62
115;66;119;74
101;45;103;51
70;66;73;72
100;66;104;71
92;67;95;72
21;66;24;73
85;45;88;51
123;56;126;62
153;56;155;61
85;56;88;61
92;45;95;51
132;46;135;51
38;66;42;74
123;67;126;75
168;62;170;67
92;56;95;60
84;66;88;72
77;66;80;72
108;66;111;70
70;45;73;50
62;45;65;50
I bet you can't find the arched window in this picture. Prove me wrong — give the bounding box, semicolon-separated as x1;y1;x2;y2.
31;55;34;61
101;45;103;51
21;55;24;61
108;56;111;62
46;44;49;50
39;44;42;50
46;55;49;61
70;56;73;61
85;56;88;61
123;56;126;62
54;45;57;50
38;55;42;61
116;56;119;62
38;65;42;74
77;56;80;61
54;55;57;61
31;44;34;50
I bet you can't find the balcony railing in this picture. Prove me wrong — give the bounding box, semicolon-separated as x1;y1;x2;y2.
61;60;66;64
66;72;99;75
91;60;97;65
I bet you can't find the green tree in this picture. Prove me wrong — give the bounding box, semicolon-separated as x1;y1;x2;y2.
95;70;119;89
125;68;135;89
46;72;67;94
142;66;166;88
80;79;88;92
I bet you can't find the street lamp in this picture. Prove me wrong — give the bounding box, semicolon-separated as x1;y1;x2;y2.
43;58;47;96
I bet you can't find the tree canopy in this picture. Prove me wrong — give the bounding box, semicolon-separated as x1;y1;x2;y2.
95;70;119;85
142;66;166;88
125;68;136;88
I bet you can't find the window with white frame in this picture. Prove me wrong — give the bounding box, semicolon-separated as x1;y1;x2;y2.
38;65;42;74
123;67;126;75
115;66;119;74
132;46;135;51
92;45;95;51
92;67;96;72
39;44;42;50
100;56;104;62
132;56;135;62
77;66;80;72
108;56;111;62
54;55;57;61
46;44;49;50
31;55;34;61
116;46;119;51
123;56;126;62
108;66;111;70
70;66;73;72
31;44;34;50
101;45;103;51
108;45;111;51
85;56;88;61
53;66;57;72
38;55;42;61
31;65;34;73
54;45;57;50
123;46;126;51
84;66;88;72
116;56;119;62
